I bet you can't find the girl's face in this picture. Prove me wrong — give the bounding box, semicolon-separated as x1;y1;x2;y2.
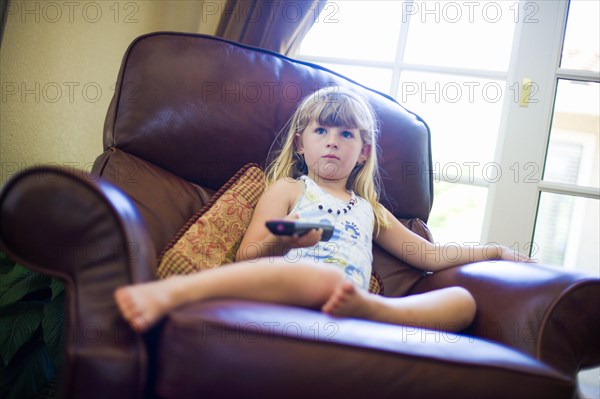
296;119;370;182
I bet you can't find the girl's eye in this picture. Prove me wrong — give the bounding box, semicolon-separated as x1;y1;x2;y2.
315;127;327;135
341;131;354;139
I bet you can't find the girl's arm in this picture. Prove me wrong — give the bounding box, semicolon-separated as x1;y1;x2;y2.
236;178;322;262
374;207;529;272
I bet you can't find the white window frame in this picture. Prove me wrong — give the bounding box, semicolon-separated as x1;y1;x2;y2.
298;0;600;259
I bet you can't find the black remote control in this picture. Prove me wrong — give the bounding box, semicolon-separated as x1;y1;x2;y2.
266;220;334;241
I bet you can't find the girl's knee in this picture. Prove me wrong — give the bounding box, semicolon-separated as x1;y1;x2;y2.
309;263;345;287
449;286;473;298
321;264;345;284
294;262;344;300
449;286;476;322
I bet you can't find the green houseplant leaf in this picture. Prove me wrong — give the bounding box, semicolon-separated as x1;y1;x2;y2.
0;303;44;366
43;290;65;370
0;265;50;307
0;331;54;399
49;278;64;300
0;264;33;297
0;253;64;399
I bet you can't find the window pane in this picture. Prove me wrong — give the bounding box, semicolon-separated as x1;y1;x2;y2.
578;367;600;399
398;71;504;174
533;192;599;276
299;1;404;62
428;182;487;245
317;63;393;95
544;80;599;188
561;0;600;72
403;1;516;71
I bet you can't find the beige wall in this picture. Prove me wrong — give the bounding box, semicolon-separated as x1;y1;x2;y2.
0;0;224;185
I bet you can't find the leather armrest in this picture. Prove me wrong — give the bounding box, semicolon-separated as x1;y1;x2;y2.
409;261;600;377
0;167;156;399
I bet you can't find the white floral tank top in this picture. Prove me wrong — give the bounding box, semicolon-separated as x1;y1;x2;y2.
286;175;374;290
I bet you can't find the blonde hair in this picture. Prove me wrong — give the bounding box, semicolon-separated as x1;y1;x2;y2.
266;86;389;231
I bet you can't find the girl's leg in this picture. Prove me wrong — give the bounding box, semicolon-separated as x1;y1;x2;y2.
115;258;344;332
322;282;476;332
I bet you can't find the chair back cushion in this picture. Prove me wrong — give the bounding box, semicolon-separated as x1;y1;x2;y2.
102;32;433;221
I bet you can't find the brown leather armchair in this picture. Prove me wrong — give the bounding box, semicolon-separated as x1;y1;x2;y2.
1;32;598;399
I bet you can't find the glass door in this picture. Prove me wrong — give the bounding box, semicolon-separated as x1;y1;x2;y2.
532;1;599;275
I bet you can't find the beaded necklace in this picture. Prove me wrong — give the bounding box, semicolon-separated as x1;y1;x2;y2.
318;192;357;215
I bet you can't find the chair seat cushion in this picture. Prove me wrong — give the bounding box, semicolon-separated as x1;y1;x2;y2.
154;300;574;399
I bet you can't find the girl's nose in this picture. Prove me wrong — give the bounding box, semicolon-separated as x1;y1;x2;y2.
326;136;339;148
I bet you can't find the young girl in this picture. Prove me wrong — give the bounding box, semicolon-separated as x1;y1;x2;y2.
115;87;529;333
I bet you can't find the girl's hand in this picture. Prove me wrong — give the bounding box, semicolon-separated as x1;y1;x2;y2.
497;245;534;263
277;213;323;249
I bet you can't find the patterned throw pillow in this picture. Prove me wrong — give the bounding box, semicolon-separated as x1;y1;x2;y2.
156;164;265;279
369;272;384;296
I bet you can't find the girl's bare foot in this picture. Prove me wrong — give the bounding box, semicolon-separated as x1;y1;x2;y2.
114;279;178;332
321;281;377;319
323;282;476;332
